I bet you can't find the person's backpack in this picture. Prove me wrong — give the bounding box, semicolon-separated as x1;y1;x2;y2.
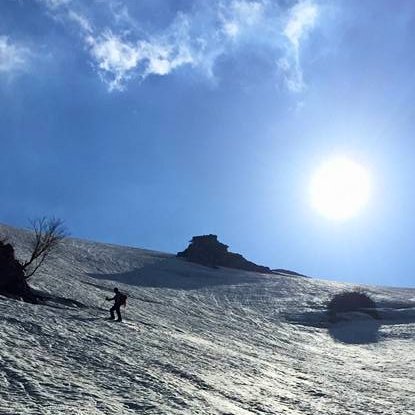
120;293;127;307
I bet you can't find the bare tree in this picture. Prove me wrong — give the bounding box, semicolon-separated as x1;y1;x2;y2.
21;217;67;279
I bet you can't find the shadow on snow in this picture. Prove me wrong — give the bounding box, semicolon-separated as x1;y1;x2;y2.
87;257;268;290
286;306;415;345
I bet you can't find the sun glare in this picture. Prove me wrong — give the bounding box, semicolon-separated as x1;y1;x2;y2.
310;157;371;220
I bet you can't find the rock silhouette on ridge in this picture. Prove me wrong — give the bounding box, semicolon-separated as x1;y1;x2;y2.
177;234;272;274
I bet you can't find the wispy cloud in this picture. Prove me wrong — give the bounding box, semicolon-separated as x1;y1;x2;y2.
284;0;318;50
278;0;319;92
0;36;30;74
67;10;93;33
85;32;140;90
84;14;195;91
219;0;267;39
40;0;321;92
42;0;72;10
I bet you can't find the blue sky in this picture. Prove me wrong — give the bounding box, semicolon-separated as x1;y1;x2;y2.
1;0;415;287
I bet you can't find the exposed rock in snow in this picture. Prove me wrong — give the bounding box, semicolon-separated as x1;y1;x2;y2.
0;240;34;302
272;268;309;278
177;234;272;274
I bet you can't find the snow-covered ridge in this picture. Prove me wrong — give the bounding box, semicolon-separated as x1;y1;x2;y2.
0;224;414;414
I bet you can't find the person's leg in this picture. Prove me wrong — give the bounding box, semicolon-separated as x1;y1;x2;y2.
115;305;122;322
110;305;116;319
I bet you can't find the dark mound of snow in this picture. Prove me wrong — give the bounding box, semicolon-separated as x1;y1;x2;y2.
177;234;272;274
328;291;378;322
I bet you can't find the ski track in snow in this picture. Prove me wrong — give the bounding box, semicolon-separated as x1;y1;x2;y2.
0;224;414;414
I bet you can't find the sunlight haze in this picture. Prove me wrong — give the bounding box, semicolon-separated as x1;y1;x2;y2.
310;157;371;221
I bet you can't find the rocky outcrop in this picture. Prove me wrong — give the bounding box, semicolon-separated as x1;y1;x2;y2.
272;269;309;278
177;234;272;274
0;241;35;302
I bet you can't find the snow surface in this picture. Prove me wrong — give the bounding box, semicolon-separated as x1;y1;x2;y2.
0;224;414;414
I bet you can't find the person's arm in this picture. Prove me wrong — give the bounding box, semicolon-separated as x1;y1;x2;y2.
105;296;115;301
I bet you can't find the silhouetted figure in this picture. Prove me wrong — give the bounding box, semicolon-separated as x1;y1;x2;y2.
105;287;127;322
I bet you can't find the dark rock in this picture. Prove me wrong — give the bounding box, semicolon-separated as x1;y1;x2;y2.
272;269;309;278
177;234;272;274
0;241;36;303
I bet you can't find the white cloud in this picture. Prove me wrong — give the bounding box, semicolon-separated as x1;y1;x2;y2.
40;0;321;92
277;56;304;93
42;0;72;9
68;10;93;33
0;36;29;73
85;25;194;91
223;21;240;38
284;0;318;50
86;32;140;90
279;0;319;92
220;0;266;39
142;39;193;77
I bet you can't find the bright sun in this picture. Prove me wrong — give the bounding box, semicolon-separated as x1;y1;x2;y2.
310;157;371;220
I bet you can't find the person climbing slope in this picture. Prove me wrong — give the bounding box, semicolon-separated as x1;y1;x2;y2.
105;287;127;322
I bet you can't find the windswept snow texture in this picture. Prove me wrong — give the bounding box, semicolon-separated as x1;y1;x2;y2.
0;224;414;415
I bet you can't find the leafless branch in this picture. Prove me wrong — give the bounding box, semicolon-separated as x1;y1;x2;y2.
22;217;68;279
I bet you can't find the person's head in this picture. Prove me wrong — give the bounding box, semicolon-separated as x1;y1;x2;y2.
114;288;119;293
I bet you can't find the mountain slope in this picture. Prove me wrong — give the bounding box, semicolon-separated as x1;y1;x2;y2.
0;224;414;415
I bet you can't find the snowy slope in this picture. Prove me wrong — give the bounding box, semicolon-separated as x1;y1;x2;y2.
0;224;414;415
